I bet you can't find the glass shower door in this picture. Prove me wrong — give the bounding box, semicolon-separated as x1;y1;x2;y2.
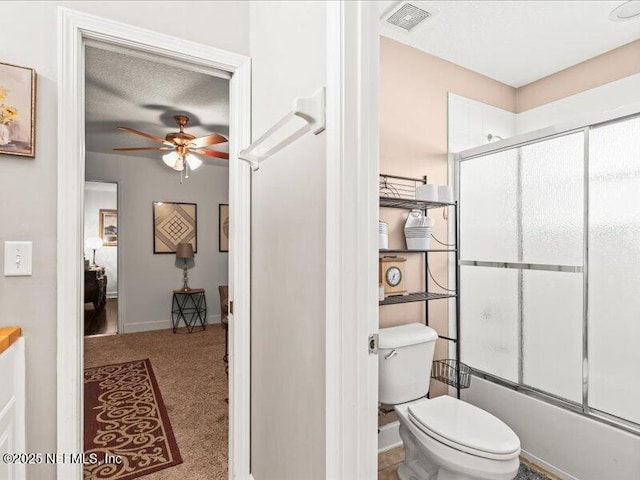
460;132;584;403
588;116;640;424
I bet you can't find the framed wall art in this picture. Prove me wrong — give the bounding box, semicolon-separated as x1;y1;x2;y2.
153;201;197;254
219;203;229;252
0;61;36;157
99;209;118;246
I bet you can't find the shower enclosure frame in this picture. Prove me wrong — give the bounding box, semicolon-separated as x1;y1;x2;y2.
453;103;640;437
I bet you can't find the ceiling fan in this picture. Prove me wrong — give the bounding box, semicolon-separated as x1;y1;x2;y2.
113;114;229;179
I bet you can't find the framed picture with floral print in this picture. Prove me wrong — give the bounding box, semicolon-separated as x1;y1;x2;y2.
0;61;36;157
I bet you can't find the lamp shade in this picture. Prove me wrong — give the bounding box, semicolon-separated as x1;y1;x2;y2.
176;242;194;259
86;237;104;250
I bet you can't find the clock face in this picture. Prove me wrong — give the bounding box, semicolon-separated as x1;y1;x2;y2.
386;266;402;287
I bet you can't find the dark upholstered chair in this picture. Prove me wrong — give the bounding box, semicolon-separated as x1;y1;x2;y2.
218;285;229;373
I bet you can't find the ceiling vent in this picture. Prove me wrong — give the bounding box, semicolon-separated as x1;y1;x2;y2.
384;2;437;32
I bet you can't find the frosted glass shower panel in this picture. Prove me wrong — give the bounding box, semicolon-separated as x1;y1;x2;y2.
520;133;584;266
522;270;583;403
460;265;519;382
588;116;640;424
460;149;519;262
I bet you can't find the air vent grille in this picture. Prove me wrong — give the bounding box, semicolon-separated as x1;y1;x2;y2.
386;3;432;32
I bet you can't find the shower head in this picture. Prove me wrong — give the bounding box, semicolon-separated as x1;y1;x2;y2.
487;133;504;142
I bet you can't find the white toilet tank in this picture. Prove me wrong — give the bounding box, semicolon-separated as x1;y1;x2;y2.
379;323;438;405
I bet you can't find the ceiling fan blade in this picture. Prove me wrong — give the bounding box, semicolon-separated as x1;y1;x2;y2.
189;133;228;149
193;148;229;160
117;127;173;146
112;146;172;151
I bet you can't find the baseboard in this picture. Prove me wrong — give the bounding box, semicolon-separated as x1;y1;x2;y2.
123;314;220;333
124;319;172;333
521;449;579;480
106;292;118;299
378;420;402;453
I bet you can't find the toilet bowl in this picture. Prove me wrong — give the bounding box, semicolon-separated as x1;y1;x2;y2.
394;397;520;480
378;323;520;480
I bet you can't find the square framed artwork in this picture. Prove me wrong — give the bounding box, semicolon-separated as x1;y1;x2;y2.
99;209;118;246
219;204;229;252
153;201;197;254
0;61;36;157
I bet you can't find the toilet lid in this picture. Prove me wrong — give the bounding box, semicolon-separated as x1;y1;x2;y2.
408;396;520;460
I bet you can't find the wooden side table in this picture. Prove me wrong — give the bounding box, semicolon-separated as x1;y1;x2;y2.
171;288;207;333
85;266;107;311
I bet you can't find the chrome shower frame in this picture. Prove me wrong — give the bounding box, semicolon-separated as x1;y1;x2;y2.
453;103;640;436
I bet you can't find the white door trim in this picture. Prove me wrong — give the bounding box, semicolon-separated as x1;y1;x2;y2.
56;8;251;480
325;2;379;478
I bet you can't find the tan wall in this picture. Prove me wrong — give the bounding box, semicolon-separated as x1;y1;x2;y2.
379;37;515;398
517;40;640;113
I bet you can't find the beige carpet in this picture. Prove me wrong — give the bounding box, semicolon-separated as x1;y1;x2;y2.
84;325;228;480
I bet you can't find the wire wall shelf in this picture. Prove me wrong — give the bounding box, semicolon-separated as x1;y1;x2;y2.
379;172;463;398
379;196;455;211
379;173;456;210
379;291;455;306
380;249;457;254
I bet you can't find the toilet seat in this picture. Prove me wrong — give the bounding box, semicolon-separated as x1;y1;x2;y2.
408;396;520;461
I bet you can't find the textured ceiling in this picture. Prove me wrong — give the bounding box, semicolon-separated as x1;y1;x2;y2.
85;46;229;166
379;1;640;87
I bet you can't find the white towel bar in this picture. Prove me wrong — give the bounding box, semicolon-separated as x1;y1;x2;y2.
239;87;326;171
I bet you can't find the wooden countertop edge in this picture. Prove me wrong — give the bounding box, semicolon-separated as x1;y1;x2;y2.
0;327;22;355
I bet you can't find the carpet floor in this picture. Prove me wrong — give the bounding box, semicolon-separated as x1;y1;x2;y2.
84;325;228;480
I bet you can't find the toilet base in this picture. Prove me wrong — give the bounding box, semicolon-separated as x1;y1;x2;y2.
398;423;470;480
395;417;519;480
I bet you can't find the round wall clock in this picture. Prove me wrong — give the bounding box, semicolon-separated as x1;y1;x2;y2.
379;256;407;295
386;266;402;287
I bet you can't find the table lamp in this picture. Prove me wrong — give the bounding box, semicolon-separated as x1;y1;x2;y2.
176;242;194;291
86;237;104;267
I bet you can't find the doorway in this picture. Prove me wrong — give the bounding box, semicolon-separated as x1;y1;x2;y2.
57;8;251;480
83;180;119;337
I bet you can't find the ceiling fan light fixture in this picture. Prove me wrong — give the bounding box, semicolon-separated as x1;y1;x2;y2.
186;153;203;170
172;157;185;171
162;151;180;168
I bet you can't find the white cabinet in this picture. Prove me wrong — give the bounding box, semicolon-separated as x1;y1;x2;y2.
0;338;25;480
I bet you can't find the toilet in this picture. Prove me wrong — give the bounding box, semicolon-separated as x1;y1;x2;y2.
379;323;521;480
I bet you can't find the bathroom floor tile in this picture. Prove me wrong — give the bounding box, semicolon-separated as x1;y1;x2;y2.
377;446;558;480
378;446;404;471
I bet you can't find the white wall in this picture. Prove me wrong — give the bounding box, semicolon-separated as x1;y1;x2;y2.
0;3;248;476
448;93;516;152
250;1;326;479
84;182;118;296
516;74;640;134
450;74;640;152
86;152;228;332
463;378;640;480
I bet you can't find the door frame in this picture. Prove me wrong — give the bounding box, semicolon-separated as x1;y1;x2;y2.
325;2;380;478
56;8;251;479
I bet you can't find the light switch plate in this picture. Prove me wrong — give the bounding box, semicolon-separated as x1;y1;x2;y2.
4;241;32;276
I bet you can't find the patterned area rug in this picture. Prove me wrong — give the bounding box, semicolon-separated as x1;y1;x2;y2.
83;359;183;480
